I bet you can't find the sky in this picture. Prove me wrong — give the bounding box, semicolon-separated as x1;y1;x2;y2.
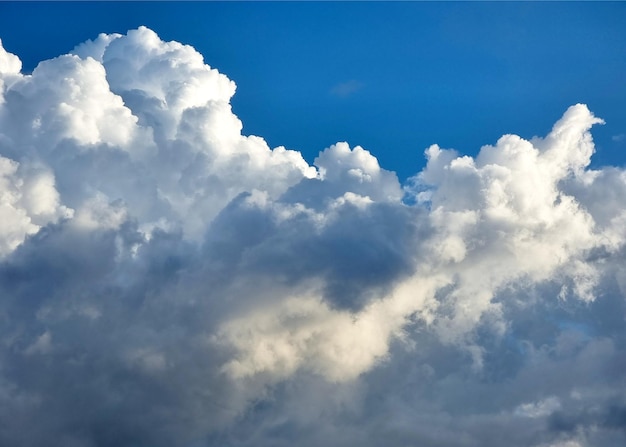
0;2;626;447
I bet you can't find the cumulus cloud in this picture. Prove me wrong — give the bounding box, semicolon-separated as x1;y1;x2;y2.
0;27;625;447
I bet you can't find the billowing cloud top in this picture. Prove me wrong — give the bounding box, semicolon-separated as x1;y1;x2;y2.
0;27;625;447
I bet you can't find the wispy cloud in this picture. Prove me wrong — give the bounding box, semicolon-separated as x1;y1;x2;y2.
330;79;365;98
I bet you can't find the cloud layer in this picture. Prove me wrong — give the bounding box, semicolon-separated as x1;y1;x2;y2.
0;28;625;447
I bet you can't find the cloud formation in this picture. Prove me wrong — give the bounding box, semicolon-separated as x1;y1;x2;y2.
0;27;625;447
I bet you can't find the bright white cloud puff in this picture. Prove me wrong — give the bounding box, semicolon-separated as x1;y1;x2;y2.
0;28;625;447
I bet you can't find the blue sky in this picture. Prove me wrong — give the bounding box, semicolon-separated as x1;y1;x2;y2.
1;1;624;181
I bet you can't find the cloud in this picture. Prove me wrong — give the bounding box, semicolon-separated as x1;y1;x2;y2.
331;79;365;98
0;157;72;256
0;27;625;447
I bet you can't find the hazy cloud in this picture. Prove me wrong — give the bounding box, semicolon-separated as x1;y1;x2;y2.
331;79;365;98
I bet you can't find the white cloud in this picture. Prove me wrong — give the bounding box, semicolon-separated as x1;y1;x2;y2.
0;156;72;256
514;396;561;418
0;38;21;75
0;27;625;447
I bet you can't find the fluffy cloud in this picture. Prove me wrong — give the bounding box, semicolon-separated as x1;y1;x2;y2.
0;157;72;256
0;28;625;447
